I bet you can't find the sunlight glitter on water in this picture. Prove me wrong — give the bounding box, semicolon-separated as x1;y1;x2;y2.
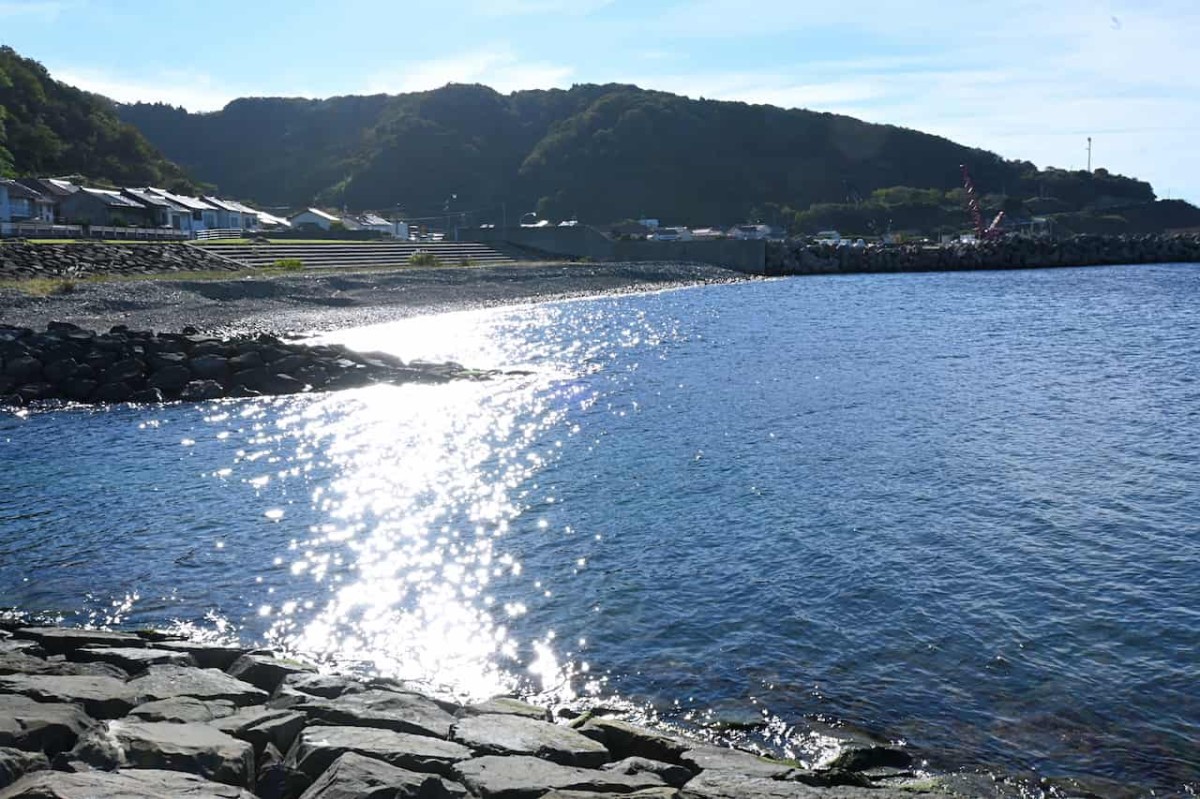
250;306;586;700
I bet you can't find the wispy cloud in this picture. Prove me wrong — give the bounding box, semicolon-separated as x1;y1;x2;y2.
0;0;70;19
465;0;612;16
366;47;574;94
49;66;236;112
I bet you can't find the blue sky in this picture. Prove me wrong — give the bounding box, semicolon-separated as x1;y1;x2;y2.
3;0;1197;204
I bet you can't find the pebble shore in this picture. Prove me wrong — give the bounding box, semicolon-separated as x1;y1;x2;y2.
0;622;1017;799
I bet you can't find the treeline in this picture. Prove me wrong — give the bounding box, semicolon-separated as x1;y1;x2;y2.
117;83;1174;232
0;47;194;191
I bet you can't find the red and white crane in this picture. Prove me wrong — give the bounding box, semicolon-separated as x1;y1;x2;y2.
960;164;1005;240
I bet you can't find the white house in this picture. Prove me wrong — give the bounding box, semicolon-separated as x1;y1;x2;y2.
356;213;394;235
290;208;341;231
221;199;262;231
256;211;291;230
203;196;244;230
649;226;692;242
729;224;773;240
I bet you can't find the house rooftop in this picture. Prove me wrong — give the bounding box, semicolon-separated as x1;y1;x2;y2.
358;213;391;227
202;196;241;213
147;188;215;211
123;188;174;208
0;179;46;201
80;187;147;209
220;199;260;215
295;207;340;222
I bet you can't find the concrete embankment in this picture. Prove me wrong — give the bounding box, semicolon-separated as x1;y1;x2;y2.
767;233;1200;275
0;621;1004;798
0;322;499;407
0;242;237;278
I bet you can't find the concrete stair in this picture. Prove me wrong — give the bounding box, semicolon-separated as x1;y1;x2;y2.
191;241;515;270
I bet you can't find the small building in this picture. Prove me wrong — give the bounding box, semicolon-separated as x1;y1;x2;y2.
203;196;245;230
220;199;262;231
290;208;341;231
690;227;725;240
14;178;79;218
649;226;693;242
356;213;394;235
147;189;219;232
256;211;291;230
0;179;55;224
58;188;153;227
728;223;773;241
121;188;177;228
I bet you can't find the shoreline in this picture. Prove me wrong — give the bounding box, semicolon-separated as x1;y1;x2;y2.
0;620;981;799
0;261;751;338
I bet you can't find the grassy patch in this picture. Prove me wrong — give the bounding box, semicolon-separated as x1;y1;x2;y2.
7;277;80;296
271;258;305;271
408;251;441;267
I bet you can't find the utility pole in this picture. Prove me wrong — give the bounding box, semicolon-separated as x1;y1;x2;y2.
1087;137;1092;172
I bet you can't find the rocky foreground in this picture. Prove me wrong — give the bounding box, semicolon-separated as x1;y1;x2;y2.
0;322;503;407
0;623;1033;799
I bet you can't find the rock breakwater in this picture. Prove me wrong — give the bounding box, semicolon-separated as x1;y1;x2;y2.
766;233;1200;275
0;242;238;278
0;323;498;407
0;621;989;798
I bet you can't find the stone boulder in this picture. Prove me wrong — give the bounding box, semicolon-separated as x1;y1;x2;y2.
72;646;196;674
0;748;48;789
209;706;306;756
296;689;456;739
575;717;689;764
285;725;473;780
0;694;97;755
13;627;145;656
459;697;550;722
453;755;667;799
225;653;316;694
128;665;268;707
129;696;238;724
0;768;256;798
72;720;255;788
602;756;692;788
296;752;468;799
450;714;609;767
155;641;247;671
0;674;134;719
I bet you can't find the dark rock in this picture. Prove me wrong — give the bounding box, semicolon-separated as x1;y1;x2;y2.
0;694;98;755
276;673;365;701
453;755;667;799
602;756;692;788
72;646;195;674
102;358;145;384
0;767;257;797
0;650;129;679
3;357;41;381
148;364;193;393
679;746;793;778
0;748;48;790
226;653;316;694
129;387;165;403
190;354;230;381
231;368;305;395
256;742;310;799
450;714;609;767
824;744;912;772
156;641;247;671
209;706;306;756
180;380;225;401
130;696;238;723
576;717;689;764
228;351;264;371
62;379;97;402
73;720;255;788
42;359;78;384
459;697;549;721
285;725;473;780
296;752;468;799
91;382;133;403
541;791;678;799
128;665;269;707
297;689;455;739
148;351;187;370
0;674;134;719
679;770;890;798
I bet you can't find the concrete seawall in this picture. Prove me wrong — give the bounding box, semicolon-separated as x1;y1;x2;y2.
766;233;1200;276
464;227;768;274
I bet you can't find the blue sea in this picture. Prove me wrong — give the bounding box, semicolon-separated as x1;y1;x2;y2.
2;263;1198;793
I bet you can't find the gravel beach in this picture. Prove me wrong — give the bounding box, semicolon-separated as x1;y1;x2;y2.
0;262;750;337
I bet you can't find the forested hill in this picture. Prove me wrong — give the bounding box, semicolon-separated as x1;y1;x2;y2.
0;47;194;191
118;82;1166;230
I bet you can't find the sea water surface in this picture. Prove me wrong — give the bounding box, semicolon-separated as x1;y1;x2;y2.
1;263;1198;793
